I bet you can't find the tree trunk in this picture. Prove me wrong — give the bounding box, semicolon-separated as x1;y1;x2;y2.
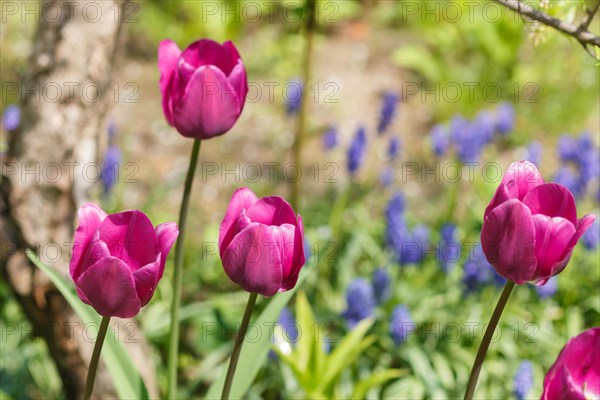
1;1;158;398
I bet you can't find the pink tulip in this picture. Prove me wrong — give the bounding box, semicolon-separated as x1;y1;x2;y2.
70;203;178;318
481;161;595;285
219;188;305;297
158;38;248;139
542;327;600;399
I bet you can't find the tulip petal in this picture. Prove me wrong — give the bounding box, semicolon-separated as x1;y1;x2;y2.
155;222;179;280
522;183;578;225
481;199;537;284
270;223;296;283
542;328;600;400
219;188;259;256
554;214;596;270
180;39;237;76
76;256;141;318
484;161;543;219
484;179;518;220
132;255;161;307
503;161;545;199
222;41;242;68
158;40;182;124
98;210;159;271
530;215;576;283
172;65;241;139
76;237;111;280
227;61;247;112
70;203;107;280
281;215;305;291
246;196;297;227
222;223;283;297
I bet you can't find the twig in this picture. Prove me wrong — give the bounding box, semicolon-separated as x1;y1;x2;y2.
580;0;600;31
493;0;600;49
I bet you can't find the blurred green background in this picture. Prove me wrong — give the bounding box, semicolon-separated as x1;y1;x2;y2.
1;0;598;399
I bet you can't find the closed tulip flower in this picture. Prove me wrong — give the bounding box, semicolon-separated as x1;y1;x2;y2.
481;161;595;285
219;188;305;297
70;203;178;318
542;327;600;400
158;38;247;139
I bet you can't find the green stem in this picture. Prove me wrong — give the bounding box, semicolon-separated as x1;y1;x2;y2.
464;280;515;400
167;139;201;399
291;0;316;210
83;316;111;400
221;292;258;400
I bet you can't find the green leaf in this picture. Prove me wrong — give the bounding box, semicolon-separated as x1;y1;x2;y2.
391;46;441;82
205;268;311;399
351;369;407;399
26;249;150;399
315;318;375;393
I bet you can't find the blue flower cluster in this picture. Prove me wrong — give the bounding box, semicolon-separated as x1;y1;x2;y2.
322;125;339;151
342;278;376;329
462;243;505;292
2;104;20;131
377;91;399;135
389;305;413;345
285;79;303;116
554;132;599;198
388;136;401;161
430;103;516;163
513;360;533;400
385;192;429;265
101;121;122;196
372;268;391;304
437;223;461;273
277;307;299;343
526;140;542;166
347;126;367;175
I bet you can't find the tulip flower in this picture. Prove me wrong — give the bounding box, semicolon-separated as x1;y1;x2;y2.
542;327;600;400
70;203;178;318
481;161;595;285
465;161;594;400
219;187;305;297
158;38;248;139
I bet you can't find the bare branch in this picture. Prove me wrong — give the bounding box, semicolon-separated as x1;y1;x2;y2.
494;0;600;48
580;0;600;32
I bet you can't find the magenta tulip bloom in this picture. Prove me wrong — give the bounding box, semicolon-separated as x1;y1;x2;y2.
69;203;178;318
481;161;595;285
218;188;305;297
158;38;248;139
542;327;600;399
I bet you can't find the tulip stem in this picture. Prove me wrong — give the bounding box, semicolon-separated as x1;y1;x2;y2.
221;292;258;400
167;139;202;399
83;316;110;400
464;280;515;400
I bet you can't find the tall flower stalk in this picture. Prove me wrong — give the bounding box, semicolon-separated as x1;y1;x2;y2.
167;139;201;399
464;161;594;398
158;38;248;397
463;280;515;399
221;292;258;399
82;317;111;400
218;188;306;398
291;0;316;210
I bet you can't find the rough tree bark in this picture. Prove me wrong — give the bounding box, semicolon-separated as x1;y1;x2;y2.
1;1;157;398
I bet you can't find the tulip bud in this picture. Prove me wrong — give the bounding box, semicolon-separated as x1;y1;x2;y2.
542;327;600;399
70;203;178;318
481;161;595;285
158;39;248;139
218;188;305;297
